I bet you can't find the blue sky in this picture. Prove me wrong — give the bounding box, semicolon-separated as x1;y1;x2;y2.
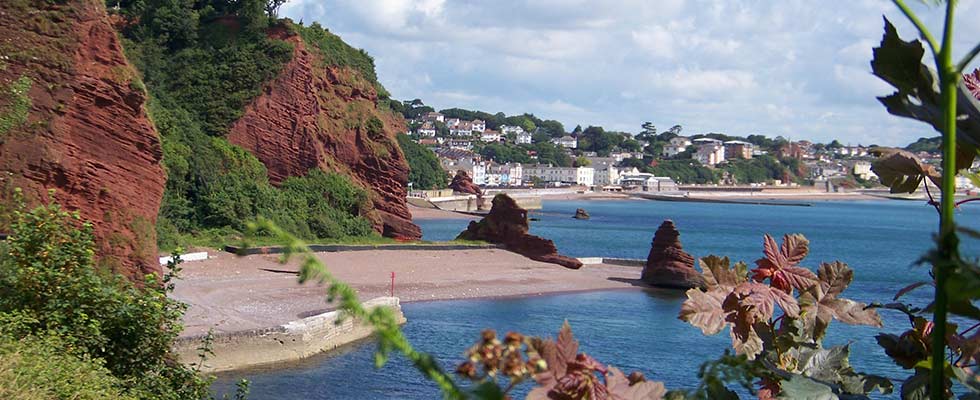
280;1;980;146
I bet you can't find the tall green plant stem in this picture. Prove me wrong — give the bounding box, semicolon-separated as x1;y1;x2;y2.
931;2;959;399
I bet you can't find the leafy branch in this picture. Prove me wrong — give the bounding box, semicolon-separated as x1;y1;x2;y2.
678;234;890;398
874;1;980;398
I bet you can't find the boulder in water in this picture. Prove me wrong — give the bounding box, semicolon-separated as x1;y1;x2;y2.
573;208;590;220
640;220;705;289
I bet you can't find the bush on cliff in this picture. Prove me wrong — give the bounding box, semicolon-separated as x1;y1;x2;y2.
0;196;212;399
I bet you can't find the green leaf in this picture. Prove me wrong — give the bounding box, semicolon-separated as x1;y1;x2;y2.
900;371;929;400
871;18;932;96
871;19;980;150
777;374;838;400
470;381;506;400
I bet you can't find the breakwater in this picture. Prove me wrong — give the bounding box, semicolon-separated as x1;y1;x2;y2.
174;297;405;373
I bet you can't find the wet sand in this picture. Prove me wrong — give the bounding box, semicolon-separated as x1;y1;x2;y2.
172;249;644;338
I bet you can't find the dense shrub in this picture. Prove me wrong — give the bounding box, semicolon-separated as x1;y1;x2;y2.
0;332;135;400
397;134;449;189
0;196;212;399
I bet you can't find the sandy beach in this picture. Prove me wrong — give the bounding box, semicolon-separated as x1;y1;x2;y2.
172;249;644;338
408;204;480;220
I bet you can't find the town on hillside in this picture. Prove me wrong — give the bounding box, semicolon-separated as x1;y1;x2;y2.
392;99;980;195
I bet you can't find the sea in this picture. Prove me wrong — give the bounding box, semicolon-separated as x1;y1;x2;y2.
212;199;980;399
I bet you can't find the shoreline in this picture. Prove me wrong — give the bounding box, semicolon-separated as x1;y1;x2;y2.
171;248;651;371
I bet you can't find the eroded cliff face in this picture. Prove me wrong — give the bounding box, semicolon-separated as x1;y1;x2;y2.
227;32;421;240
0;1;165;279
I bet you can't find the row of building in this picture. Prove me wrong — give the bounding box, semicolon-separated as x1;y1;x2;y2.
435;148;677;191
415;112;579;149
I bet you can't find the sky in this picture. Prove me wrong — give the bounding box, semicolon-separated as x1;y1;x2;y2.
280;0;980;146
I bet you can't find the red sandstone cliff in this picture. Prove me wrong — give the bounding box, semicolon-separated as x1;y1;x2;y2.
0;1;165;279
227;32;420;240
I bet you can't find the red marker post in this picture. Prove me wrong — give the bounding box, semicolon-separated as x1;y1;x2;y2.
390;271;395;297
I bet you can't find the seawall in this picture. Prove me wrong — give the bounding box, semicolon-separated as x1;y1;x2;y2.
173;297;405;373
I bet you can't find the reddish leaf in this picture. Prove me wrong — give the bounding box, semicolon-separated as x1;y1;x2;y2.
817;261;853;297
556;320;579;376
679;288;728;335
894;281;930;301
965;68;980;100
700;255;747;290
800;263;882;340
751;234;817;293
870;147;941;193
606;367;666;400
730;324;764;360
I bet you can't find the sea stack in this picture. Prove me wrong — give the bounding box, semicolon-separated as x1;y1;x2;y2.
457;194;583;269
573;208;590;220
449;170;484;210
641;220;705;289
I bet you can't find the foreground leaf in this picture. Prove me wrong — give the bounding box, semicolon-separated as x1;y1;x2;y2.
679;288;728;335
799;263;881;340
869;147;941;193
776;374;837;400
701;256;748;290
606;367;666;400
752;234;817;293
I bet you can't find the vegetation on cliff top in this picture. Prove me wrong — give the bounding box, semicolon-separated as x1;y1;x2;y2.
115;0;389;250
397;133;449;190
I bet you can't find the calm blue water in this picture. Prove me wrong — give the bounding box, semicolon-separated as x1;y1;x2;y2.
213;199;980;399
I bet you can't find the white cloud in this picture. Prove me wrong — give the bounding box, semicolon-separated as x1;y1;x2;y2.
282;0;980;145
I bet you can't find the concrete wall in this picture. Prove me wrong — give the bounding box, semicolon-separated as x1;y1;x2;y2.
174;297;406;372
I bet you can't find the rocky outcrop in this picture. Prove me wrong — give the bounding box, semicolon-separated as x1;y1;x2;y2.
573;208;590;220
449;170;482;196
226;32;420;240
449;170;484;210
457;194;582;269
0;0;165;279
641;220;704;289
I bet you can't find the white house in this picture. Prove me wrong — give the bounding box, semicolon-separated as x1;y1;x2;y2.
552;135;578;149
480;130;501;142
516;130;533;144
592;161;640;187
500;125;525;135
450;121;473;136
417;121;437;137
522;164;594;186
485;163;523;186
620;173;678;192
695;142;726;166
448;158;488;186
663;136;692;157
471;119;486;132
852;161;877;180
447;138;473;150
445;118;461;128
